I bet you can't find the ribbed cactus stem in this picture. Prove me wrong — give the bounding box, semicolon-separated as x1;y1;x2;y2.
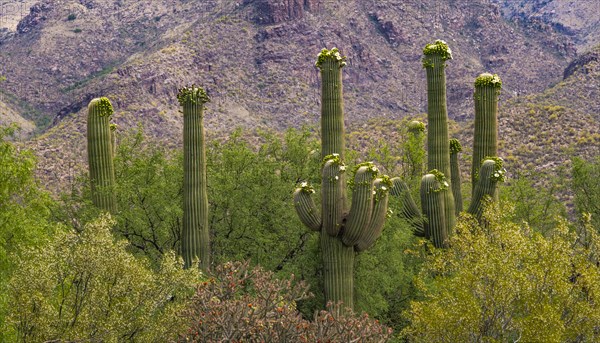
342;163;378;246
390;177;425;236
423;39;456;234
468;158;505;220
109;123;118;158
472;73;502;194
420;170;449;248
355;177;391;252
322;156;345;237
87;97;117;214
321;233;354;309
449;138;463;215
178;85;210;271
318;52;345;160
293;184;321;231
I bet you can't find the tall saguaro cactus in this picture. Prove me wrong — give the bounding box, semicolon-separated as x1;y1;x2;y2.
293;48;391;310
87;97;117;214
391;41;506;247
178;85;211;271
472;73;502;195
422;40;456;235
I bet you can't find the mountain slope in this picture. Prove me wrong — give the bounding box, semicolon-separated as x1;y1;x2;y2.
0;0;594;188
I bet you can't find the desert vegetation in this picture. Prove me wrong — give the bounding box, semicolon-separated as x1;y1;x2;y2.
1;39;599;343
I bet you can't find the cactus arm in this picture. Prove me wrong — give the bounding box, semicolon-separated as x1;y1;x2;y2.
390;177;425;236
420;171;449;248
322;156;345;236
423;40;456;234
178;85;211;271
450;138;463;215
293;185;321;231
355;178;391;252
471;73;502;193
109;123;118;158
342;164;378;246
87;97;117;214
468;158;505;220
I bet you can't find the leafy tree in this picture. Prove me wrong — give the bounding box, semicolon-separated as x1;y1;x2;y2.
572;156;600;230
207;127;320;271
4;214;200;342
402;203;600;342
0;125;58;341
499;171;567;235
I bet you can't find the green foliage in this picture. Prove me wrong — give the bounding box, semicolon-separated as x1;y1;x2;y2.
113;130;183;265
402;203;600;342
179;260;392;342
209;128;321;271
500;171;566;235
572;156;600;230
0;126;58;341
4;214;200;342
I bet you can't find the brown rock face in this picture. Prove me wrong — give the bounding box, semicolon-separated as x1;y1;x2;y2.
246;0;319;25
16;2;54;34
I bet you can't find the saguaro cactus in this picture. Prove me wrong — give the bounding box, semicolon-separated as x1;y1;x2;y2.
449;138;463;215
178;85;210;271
472;73;502;194
422;39;456;235
87;97;117;214
293;48;391;310
391;42;506;247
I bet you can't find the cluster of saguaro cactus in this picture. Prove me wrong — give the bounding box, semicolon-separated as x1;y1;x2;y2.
178;85;211;271
87;97;117;214
391;40;506;248
293;48;391;310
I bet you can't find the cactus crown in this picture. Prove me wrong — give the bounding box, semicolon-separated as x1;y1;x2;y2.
474;73;502;89
91;97;114;117
423;39;453;62
429;169;449;192
315;47;347;69
322;153;344;167
351;161;379;178
379;174;393;189
449;138;462;154
177;85;210;106
298;181;315;194
408;120;426;133
484;156;506;182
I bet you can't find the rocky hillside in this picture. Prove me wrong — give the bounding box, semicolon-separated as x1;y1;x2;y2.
0;0;595;188
493;0;600;52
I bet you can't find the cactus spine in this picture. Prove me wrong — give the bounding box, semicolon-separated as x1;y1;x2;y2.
294;48;391;310
87;97;117;214
178;85;210;271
